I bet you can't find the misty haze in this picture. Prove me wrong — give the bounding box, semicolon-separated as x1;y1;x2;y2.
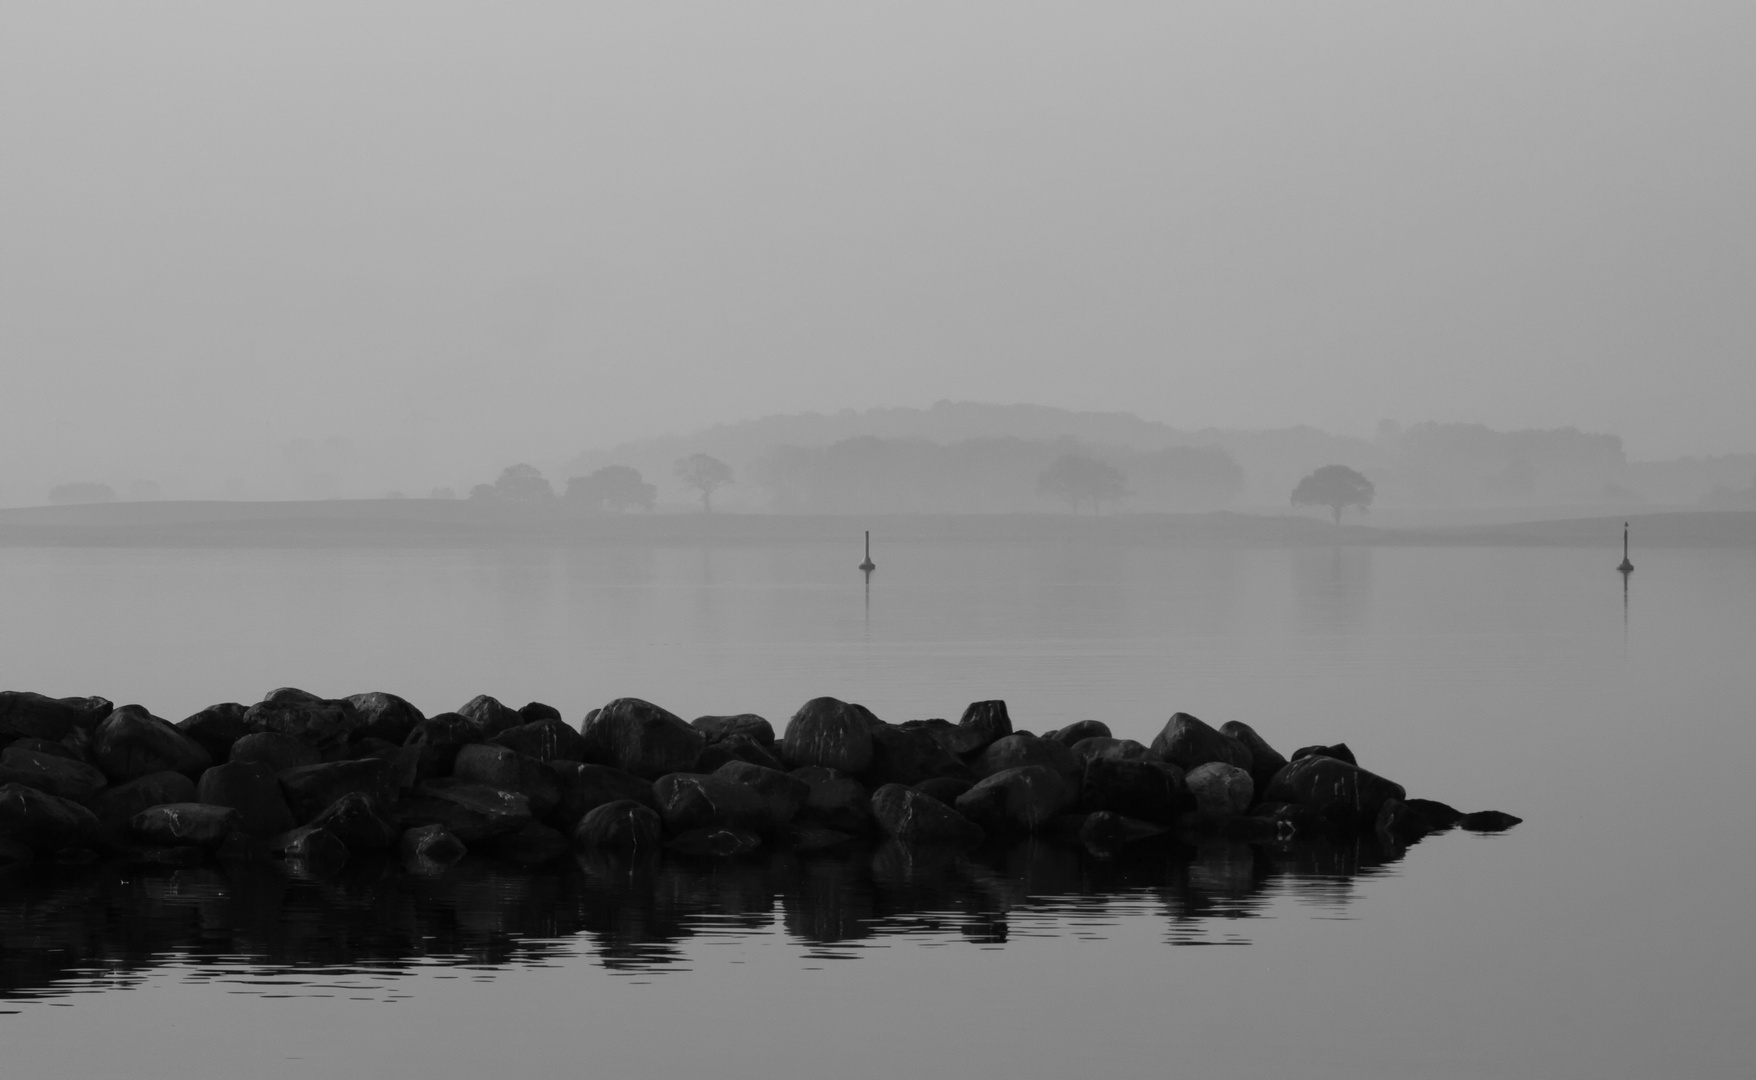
3;5;1753;1080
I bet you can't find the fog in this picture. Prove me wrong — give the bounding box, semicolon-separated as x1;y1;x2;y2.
3;2;1753;503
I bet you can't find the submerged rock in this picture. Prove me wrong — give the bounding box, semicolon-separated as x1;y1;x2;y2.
400;823;467;868
665;825;762;857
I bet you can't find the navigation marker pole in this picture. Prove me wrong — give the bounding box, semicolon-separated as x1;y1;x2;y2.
859;531;876;574
1617;522;1634;576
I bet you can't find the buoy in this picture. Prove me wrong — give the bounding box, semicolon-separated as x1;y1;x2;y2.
1617;521;1633;575
859;530;875;573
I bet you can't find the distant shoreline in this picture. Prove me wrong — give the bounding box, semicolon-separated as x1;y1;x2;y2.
0;501;1750;549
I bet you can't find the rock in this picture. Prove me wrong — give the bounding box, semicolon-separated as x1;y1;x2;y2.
547;763;658;829
455;694;524;738
1046;720;1111;746
1220;720;1289;793
491;718;588;763
92;705;213;782
229;732;322;773
1260;754;1405;827
1375;798;1432;845
972;734;1081;788
571;799;663;851
653;773;769;834
8;737;83;762
517;701;563;724
307;791;398;851
1150;713;1251;773
400;823;467;867
242;692;363;752
130;803;239;848
900;718;987;757
790;766;872;834
347;737;405;767
1291;743;1357;767
1405;798;1463;829
914;777;974;806
395;778;532;842
865;723;967;786
399;714;477;783
277;758;393;824
1079;757;1190;823
1246;802;1332;839
195;761;296;836
694;732;785;773
954;766;1074;834
485;821;569;865
452;744;562;817
0;745;108;803
957;700;1013;752
691;714;776;746
0;692;112;741
781;697;875;774
88;772;197;835
869;783;985;848
175;703;250;761
0;783;99;851
582;698;705;779
1079;810;1169;856
712;761;809;829
665;826;762;857
346;692;425;745
1069;737;1151;766
271;825;350;868
1459;810;1523;832
1185;762;1254;819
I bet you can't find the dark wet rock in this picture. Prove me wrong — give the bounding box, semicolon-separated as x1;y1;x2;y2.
791;766;873;835
278;758;393;824
865;723;967;786
1247;801;1335;839
692;713;776;747
88;771;196;834
346;692;425;745
1069;737;1150;767
1079;757;1190;823
123;843;208;867
345;738;405;769
1261;754;1405;827
914;777;974;806
900;718;987;758
490;718;588;763
1291;743;1357;767
0;745;108;803
0;835;32;865
517;701;562;724
0;692;112;742
93;705;213;782
869;783;985;848
665;825;762;857
130;803;239;848
972;733;1082;787
781;697;875;774
957;700;1013;753
582;698;705;779
307;791;398;851
399;714;477;784
571;799;663;852
1459;810;1523;832
1150;712;1251;773
1374;797;1433;845
712;761;809;828
175;703;250;762
694;732;785;774
1220;720;1289;794
453;744;562;817
547;762;657;830
456;694;524;738
214;831;269;862
653;772;769;834
242;692;363;752
1405;798;1464;829
8;737;83;762
400;822;467;867
229;731;322;773
1045;720;1111;747
395;778;532;842
0;782;99;851
485;821;569;865
1185;762;1254;819
954;766;1074;834
271;825;350;867
1079;810;1169;856
786;823;857;852
195;760;296;836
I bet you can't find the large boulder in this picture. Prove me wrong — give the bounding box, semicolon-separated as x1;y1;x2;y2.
1150;713;1251;772
278;758;393;824
242;690;363;752
130;803;239;849
401;823;467;867
972;734;1081;788
914;777;974;806
1219;720;1288;791
869;783;985;848
229;732;321;773
790;766;872;835
865;723;967;786
399;714;478;784
395;778;533;842
653;773;769;834
88;771;196;835
92;705;212;782
571;799;663;851
456;694;524;738
1069;737;1151;767
1185;762;1254;819
307;791;398;851
346;692;425;745
1261;754;1405;827
0;783;99;851
954;766;1073;834
196;760;296;836
692;714;776;746
1291;743;1356;767
1079;810;1170;856
781;697;875;774
1079;757;1190;823
694;733;785;774
0;692;112;742
957;700;1013;753
485;821;569;866
453;744;562;817
491;718;588;763
175;703;250;762
1046;720;1111;747
518;701;563;724
582;698;704;779
900;718;987;758
712;762;808;830
0;745;107;803
547;763;657;830
665;826;763;858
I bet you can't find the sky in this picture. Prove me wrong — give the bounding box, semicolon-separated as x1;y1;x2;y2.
2;2;1752;500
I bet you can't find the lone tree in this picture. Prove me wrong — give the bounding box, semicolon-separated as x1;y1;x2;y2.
675;453;734;512
1037;453;1129;513
469;463;555;501
1291;464;1375;524
565;465;656;512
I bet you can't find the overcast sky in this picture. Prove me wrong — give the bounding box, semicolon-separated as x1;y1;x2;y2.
2;2;1752;498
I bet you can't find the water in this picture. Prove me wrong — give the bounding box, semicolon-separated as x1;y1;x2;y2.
3;540;1754;1078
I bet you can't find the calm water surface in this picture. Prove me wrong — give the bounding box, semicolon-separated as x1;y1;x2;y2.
2;540;1753;1078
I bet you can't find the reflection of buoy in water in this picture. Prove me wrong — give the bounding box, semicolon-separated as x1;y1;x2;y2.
1618;521;1634;575
859;530;876;573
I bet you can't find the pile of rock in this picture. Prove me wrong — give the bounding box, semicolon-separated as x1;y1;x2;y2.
0;689;1519;871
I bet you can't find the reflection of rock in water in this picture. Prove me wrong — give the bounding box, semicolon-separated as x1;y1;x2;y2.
0;831;1416;1001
